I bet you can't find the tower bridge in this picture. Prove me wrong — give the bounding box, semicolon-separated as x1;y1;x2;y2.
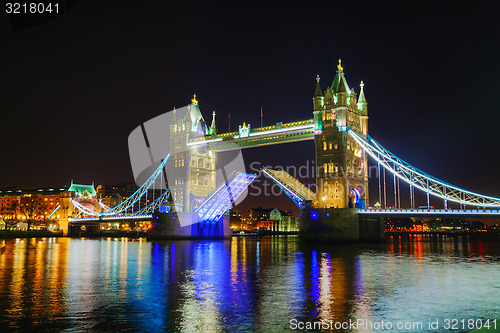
64;60;500;240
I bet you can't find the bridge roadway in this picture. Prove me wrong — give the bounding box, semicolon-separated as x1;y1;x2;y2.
69;208;500;225
69;214;152;223
358;208;500;218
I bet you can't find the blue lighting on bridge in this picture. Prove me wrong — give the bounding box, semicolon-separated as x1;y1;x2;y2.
159;206;170;213
196;171;256;223
311;211;318;220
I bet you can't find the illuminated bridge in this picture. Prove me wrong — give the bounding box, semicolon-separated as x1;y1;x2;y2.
65;60;500;239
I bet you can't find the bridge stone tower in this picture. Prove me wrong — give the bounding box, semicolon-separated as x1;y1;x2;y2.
169;96;217;213
313;60;369;209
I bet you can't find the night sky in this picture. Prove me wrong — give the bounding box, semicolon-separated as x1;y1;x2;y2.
1;1;499;212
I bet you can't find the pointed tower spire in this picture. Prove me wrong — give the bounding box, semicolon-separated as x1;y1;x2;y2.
358;81;366;103
314;75;323;97
171;107;177;133
210;111;217;134
313;75;324;111
337;77;347;93
357;81;368;115
330;59;350;93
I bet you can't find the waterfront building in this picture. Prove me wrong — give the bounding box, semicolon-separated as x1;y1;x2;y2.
0;187;68;229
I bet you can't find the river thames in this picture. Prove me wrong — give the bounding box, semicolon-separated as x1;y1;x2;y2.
0;236;499;332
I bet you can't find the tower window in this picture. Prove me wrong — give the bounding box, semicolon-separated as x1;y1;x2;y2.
323;142;327;150
329;142;332;150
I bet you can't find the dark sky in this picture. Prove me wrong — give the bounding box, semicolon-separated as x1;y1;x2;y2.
1;1;499;212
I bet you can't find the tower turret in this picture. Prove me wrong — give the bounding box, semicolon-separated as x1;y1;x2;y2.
357;81;368;115
184;108;192;134
171;107;177;133
210;111;217;135
313;75;324;111
336;76;348;107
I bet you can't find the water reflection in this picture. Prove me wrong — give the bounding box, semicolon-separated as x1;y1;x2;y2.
0;235;498;332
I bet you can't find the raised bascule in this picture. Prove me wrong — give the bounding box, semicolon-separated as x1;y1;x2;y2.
65;60;500;240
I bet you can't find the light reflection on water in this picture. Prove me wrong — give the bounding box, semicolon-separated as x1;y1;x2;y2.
0;235;499;332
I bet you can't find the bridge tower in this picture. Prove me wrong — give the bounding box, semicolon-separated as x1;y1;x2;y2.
169;96;217;213
313;60;369;209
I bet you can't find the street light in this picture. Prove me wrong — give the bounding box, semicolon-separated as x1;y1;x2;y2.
322;196;326;208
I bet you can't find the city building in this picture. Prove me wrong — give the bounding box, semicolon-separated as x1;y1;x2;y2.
229;207;299;232
0;186;68;230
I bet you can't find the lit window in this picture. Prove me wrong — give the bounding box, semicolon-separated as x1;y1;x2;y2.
329;142;332;150
323;142;327;150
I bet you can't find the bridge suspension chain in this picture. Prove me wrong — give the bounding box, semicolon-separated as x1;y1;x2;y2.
134;190;171;215
348;128;500;207
98;153;170;216
71;154;171;217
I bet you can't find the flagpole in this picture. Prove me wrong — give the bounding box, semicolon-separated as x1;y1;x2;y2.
260;106;263;127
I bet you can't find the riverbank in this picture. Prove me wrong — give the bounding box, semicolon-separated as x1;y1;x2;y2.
0;231;64;239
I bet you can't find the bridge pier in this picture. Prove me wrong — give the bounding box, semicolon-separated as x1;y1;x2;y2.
148;212;231;240
299;208;384;242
